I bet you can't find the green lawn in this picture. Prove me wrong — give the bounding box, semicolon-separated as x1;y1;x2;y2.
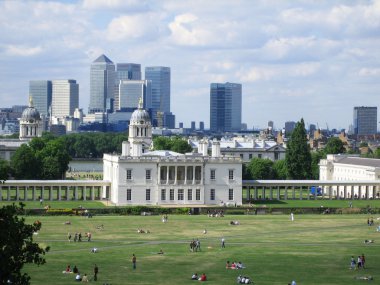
22;214;380;285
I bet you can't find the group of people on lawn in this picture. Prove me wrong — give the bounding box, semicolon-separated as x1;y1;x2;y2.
226;261;246;270
68;232;92;242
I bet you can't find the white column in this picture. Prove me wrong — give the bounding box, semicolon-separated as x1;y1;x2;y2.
174;166;177;185
184;166;187;185
83;186;87;201
269;187;273;200
91;186;95;200
49;186;53;201
16;186;19;200
58;186;61;201
7;186;11;201
158;166;161;184
277;186;280;200
299;186;303;200
24;186;28;201
66;187;70;201
292;186;295;199
166;166;169;185
192;166;195;185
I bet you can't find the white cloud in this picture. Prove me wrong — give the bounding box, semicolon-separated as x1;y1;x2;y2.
5;45;43;56
358;68;380;77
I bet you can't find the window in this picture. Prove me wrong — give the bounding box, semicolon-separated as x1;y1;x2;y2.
126;169;132;180
258;154;262;158
228;189;234;200
178;189;184;200
210;189;215;200
210;169;216;180
161;189;166;200
187;189;192;200
170;189;174;201
196;189;201;201
146;169;151;180
127;189;131;201
229;169;234;180
240;154;243;159
146;189;151;201
249;154;252;159
274;152;279;160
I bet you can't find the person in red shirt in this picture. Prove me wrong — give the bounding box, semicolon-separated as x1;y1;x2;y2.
199;273;207;281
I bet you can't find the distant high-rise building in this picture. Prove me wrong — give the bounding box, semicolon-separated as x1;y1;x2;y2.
116;80;152;111
268;121;274;129
284;121;296;134
191;121;196;130
144;66;170;126
29;80;52;117
89;54;115;114
51;80;79;118
309;124;316;137
199;121;204;131
179;122;184;128
353;106;377;135
210;82;242;132
116;63;141;81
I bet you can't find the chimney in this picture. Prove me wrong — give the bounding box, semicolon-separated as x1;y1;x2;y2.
202;139;208;156
212;139;221;157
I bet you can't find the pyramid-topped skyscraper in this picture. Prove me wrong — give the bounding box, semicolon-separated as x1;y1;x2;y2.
89;54;115;114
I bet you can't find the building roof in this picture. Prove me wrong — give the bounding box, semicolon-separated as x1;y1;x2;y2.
93;54;113;64
143;150;184;157
335;156;380;168
189;139;285;151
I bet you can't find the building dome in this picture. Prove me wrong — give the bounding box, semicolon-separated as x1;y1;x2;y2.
130;97;150;124
21;97;41;122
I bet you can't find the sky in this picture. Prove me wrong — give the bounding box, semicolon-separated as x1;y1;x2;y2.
0;0;379;131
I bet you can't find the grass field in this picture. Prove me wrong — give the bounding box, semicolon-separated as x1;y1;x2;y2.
22;214;380;285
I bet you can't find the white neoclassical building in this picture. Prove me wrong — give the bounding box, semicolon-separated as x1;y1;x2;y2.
319;155;380;181
103;100;242;206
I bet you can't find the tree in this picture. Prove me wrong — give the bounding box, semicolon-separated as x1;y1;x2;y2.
285;118;312;179
273;159;287;179
311;151;324;180
324;137;345;155
153;136;171;151
171;137;193;154
38;140;71;179
247;158;275;179
10;144;41;179
0;203;49;284
0;158;10;181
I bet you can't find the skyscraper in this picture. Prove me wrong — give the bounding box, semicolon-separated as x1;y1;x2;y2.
89;54;115;113
29;80;52;117
145;66;170;126
116;80;152;111
353;106;377;135
116;63;141;81
51;79;79;118
210;82;242;132
285;121;296;134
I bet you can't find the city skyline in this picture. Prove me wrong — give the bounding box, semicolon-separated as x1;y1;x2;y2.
0;0;379;130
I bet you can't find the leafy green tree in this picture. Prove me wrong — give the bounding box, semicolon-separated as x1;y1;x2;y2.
10;145;41;179
247;158;275;179
73;135;96;158
0;203;49;285
38;140;71;179
311;151;324;180
273;159;287;179
0;158;10;181
324;137;345;155
171;137;193;154
153;136;171;151
285;118;312;179
242;163;252;180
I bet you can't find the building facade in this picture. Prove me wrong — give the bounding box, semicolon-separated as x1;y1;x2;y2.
89;54;116;113
144;66;171;126
51;80;79;118
116;63;141;81
19;97;43;140
353;106;377;135
116;80;152;111
103;101;242;206
210;82;242;132
29;80;52;117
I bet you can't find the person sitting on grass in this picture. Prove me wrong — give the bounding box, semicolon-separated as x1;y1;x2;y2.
75;273;82;282
91;247;98;253
364;239;374;244
355;276;373;281
191;273;198;280
199;273;207;281
73;265;79;274
231;262;237;269
81;274;89;282
226;261;230;269
237;262;246;269
157;249;164;254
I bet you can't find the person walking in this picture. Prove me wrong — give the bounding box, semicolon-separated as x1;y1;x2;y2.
221;237;225;248
93;264;98;281
132;254;137;270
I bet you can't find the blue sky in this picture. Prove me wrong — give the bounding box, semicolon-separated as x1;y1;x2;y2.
0;0;379;130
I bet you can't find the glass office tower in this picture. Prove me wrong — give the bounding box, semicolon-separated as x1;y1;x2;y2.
52;79;79;118
89;54;115;113
29;80;52;117
353;106;377;135
210;82;242;132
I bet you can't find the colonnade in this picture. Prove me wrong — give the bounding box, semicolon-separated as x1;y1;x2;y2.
159;165;203;185
0;181;110;202
244;181;380;201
